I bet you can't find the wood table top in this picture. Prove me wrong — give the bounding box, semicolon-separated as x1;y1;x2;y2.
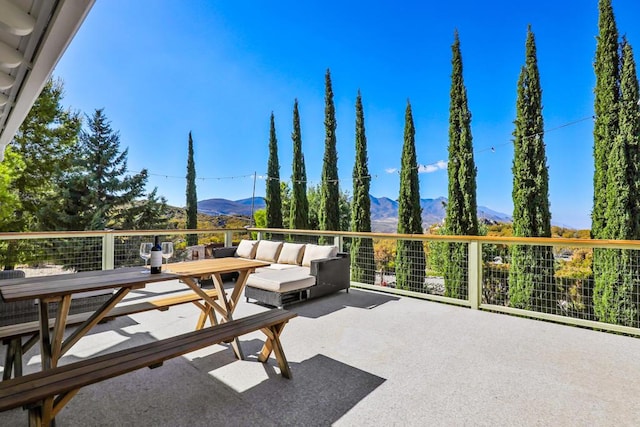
167;258;270;276
0;267;180;302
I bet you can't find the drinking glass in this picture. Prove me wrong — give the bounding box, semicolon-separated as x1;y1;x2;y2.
161;242;174;266
139;242;153;266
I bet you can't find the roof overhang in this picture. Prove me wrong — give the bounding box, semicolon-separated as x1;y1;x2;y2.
0;0;95;161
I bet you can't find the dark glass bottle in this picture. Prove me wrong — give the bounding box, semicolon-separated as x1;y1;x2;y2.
150;236;162;274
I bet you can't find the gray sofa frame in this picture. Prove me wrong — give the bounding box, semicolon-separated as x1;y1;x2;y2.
212;246;350;308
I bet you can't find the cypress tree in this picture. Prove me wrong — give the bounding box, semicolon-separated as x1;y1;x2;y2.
290;99;308;230
593;39;640;326
265;113;284;231
592;0;619;239
320;69;341;234
350;91;375;284
395;101;426;291
508;27;556;313
444;31;478;299
185;131;198;246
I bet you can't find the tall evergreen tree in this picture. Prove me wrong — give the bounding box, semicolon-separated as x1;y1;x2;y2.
290;99;308;229
444;31;478;299
508;27;556;313
265;113;283;230
320;69;341;234
350;91;375;284
59;109;149;231
593;39;640;326
9;78;81;232
185;131;198;246
592;0;619;239
395;101;426;291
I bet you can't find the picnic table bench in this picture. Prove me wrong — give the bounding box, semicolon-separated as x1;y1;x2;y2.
1;289;219;380
0;308;296;426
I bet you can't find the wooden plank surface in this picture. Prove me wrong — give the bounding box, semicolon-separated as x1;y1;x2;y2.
168;258;270;276
0;289;219;341
0;309;297;412
0;268;180;302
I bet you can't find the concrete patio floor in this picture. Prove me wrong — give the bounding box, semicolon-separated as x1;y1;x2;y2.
1;281;640;426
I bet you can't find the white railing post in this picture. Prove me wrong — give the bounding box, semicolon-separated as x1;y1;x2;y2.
257;231;264;241
102;232;115;270
224;230;234;247
467;241;482;309
334;235;343;252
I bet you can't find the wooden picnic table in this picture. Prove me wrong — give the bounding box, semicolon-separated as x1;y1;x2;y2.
0;258;270;374
0;267;180;371
166;257;270;359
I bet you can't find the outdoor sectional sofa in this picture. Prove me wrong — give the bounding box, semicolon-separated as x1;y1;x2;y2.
212;239;350;308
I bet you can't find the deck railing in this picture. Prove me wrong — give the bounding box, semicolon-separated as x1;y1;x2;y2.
1;228;639;337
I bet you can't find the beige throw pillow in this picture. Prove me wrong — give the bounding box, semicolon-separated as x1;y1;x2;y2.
277;242;306;265
301;244;338;267
236;240;258;259
255;240;283;262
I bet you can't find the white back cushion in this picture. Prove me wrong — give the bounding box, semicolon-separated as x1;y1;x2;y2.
277;242;306;265
255;240;283;262
301;244;338;267
236;240;258;259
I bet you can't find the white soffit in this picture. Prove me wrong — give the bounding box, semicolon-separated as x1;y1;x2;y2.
0;0;95;161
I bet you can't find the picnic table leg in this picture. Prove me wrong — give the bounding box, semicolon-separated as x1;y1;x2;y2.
259;322;292;379
38;300;52;371
210;273;245;360
2;339;18;380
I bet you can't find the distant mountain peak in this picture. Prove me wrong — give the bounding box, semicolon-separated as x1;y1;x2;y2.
197;195;512;232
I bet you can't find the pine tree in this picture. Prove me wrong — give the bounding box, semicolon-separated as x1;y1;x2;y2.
265;113;283;230
320;69;341;235
350;91;375;284
185;131;198;246
508;27;556;313
592;0;619;239
444;31;478;299
395;101;426;291
70;109;149;230
290;99;308;230
593;39;640;326
9;78;81;232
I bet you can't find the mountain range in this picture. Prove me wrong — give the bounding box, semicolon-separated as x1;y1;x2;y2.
197;195;512;232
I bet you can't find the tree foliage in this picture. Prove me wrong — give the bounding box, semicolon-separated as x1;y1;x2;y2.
350;91;375;284
395;101;426;291
444;31;478;299
593;39;640;326
9;78;81;232
185;131;198;246
290;99;309;230
508;27;556;313
320;69;341;234
592;0;619;239
53;108;167;232
265;113;284;230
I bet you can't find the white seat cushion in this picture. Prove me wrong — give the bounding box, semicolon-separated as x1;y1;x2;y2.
277;242;306;265
256;263;302;272
255;240;283;262
301;244;338;267
236;240;258;259
246;269;315;293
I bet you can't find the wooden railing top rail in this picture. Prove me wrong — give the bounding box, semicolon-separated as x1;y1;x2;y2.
2;227;640;250
248;227;640;249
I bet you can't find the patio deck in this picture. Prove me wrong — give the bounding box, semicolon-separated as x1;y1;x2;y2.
1;280;639;426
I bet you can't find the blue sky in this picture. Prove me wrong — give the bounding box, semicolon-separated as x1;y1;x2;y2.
52;0;640;230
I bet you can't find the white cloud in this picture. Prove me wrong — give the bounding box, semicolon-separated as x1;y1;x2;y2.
385;168;398;174
418;160;447;173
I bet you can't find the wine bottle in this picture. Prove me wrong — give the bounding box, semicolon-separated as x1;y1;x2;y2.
150;236;162;274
